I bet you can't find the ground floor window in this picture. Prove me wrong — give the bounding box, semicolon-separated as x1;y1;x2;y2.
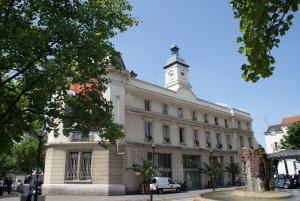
183;155;201;189
66;151;92;180
148;153;172;178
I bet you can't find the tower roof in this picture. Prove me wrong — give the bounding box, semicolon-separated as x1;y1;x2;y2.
164;44;189;69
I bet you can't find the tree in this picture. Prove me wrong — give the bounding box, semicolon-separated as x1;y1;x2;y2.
281;121;300;149
200;157;223;191
0;151;15;171
231;0;300;82
225;162;241;186
0;0;138;152
11;134;46;173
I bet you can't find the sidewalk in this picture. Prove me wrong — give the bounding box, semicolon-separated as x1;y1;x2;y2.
0;187;235;201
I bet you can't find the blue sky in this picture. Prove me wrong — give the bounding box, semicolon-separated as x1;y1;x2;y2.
112;0;300;147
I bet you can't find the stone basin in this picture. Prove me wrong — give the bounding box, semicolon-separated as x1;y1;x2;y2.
194;188;296;201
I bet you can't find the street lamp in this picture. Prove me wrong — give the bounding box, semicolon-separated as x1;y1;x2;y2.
209;149;215;192
34;128;46;201
150;143;157;201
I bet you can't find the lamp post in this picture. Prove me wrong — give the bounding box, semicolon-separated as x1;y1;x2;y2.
209;149;215;192
34;129;46;201
150;143;157;201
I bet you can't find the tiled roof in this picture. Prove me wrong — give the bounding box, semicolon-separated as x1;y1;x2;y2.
265;124;283;134
281;115;300;125
69;82;96;94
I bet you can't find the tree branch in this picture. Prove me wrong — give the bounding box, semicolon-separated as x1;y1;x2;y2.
0;42;55;87
0;74;44;123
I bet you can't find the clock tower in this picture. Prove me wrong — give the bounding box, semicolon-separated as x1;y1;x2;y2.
164;44;191;91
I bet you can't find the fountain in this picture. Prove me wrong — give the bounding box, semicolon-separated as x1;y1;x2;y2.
196;147;297;201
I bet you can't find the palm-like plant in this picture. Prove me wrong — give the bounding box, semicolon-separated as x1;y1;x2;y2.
128;159;160;184
200;157;223;191
225;162;241;186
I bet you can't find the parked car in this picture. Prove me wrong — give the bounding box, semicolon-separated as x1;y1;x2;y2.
150;177;181;194
274;175;295;189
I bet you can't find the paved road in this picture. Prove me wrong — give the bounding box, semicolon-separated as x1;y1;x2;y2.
0;187;235;201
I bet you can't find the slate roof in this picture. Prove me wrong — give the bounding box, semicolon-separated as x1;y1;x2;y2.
271;149;300;160
265;124;283;134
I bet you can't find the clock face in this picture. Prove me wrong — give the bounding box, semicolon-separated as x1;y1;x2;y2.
168;70;175;80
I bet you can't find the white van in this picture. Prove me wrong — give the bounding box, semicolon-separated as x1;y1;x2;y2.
150;177;181;194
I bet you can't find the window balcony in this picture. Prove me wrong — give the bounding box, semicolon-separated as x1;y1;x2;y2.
69;132;93;142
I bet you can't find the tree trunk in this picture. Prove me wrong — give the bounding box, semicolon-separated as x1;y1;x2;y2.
232;174;235;186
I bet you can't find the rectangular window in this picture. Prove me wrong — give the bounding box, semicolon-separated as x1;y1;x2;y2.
230;156;234;164
205;131;211;147
216;133;222;149
66;152;92;180
240;136;244;147
194;130;199;146
224;119;228;128
204;114;208;123
247;123;251;131
226;135;232;150
248;137;253;148
215;117;219;126
183;155;201;169
274;142;278;151
178;108;183;118
183;155;202;188
144;121;152;140
192;111;197;121
144;99;151;111
80;152;92;180
148;153;172;178
163;125;170;142
179;127;185;143
238;121;241;129
162;104;168;115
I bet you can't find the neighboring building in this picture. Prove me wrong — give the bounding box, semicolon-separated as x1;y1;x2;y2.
43;45;258;195
264;115;300;175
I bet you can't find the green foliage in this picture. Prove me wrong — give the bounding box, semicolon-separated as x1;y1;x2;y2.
200;157;223;191
0;0;138;152
225;162;241;186
281;122;300;149
11;134;46;173
0;151;15;171
231;0;300;82
0;134;46;173
128;160;160;184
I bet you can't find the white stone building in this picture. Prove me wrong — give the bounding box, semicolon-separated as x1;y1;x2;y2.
264;115;300;175
43;45;258;195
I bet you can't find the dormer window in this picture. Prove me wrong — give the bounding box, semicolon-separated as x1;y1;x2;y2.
192;111;197;121
144;99;151;111
177;108;183;118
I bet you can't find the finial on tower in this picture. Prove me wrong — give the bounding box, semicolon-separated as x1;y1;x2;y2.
170;44;179;56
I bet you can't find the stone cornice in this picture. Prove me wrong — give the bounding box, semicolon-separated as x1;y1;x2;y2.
124;141;238;154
